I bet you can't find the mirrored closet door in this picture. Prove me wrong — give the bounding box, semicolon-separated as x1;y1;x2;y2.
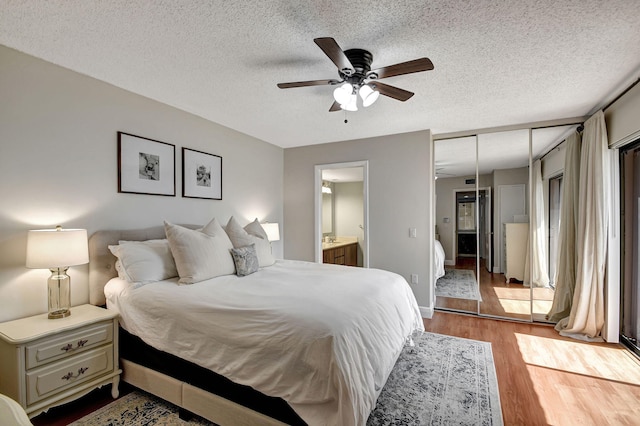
530;126;576;322
477;130;531;321
434;136;480;315
434;124;583;322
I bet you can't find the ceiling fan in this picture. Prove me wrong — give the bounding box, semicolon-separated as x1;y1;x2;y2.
277;37;434;112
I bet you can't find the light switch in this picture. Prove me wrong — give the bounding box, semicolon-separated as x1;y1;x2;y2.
409;228;417;238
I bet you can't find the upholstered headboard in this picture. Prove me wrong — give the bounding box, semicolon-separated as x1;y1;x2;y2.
88;225;199;306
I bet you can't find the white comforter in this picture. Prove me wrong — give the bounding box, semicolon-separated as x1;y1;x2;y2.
105;260;424;426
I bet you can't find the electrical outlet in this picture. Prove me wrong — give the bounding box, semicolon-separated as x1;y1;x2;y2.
409;228;417;238
411;274;418;284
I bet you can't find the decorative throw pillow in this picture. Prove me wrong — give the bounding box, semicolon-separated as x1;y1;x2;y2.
225;216;275;267
229;244;259;277
108;239;178;284
164;218;236;284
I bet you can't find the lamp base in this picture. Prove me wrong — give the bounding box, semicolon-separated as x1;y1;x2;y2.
48;268;71;320
48;309;71;319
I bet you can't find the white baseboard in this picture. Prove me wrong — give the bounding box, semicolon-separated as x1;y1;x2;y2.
444;259;455;266
420;305;434;319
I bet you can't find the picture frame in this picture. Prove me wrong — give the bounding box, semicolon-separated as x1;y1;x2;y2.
117;132;176;196
182;147;222;200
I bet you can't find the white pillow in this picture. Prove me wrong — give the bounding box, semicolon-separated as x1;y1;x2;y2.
225;217;275;267
164;218;236;284
108;239;178;284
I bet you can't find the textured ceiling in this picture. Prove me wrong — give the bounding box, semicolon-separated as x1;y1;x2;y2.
1;1;639;149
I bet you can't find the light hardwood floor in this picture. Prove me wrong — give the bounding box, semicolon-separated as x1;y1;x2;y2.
425;311;640;425
436;257;555;321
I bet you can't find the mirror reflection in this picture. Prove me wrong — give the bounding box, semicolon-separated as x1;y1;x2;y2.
477;129;530;320
434;136;478;314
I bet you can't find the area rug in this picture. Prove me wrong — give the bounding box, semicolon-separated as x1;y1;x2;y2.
367;332;502;425
70;333;502;426
436;268;482;301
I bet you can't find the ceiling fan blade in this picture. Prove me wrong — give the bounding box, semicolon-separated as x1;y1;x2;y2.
277;79;338;89
329;101;342;112
370;82;414;101
314;37;354;74
369;58;434;80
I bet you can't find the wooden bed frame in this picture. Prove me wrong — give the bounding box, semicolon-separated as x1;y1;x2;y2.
88;226;290;426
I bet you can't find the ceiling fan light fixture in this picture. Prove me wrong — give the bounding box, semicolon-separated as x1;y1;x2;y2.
359;84;380;107
333;83;353;105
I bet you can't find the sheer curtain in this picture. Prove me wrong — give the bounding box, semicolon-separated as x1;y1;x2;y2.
547;131;581;322
555;110;610;341
524;159;550;287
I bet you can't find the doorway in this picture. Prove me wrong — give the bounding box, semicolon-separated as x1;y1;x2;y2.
314;161;369;267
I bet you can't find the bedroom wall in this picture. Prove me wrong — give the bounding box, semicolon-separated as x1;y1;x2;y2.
283;131;434;316
0;45;284;322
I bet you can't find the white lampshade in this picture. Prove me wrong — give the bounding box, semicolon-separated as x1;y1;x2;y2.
261;222;280;242
333;83;353;105
341;93;358;111
359;84;380;107
26;227;89;268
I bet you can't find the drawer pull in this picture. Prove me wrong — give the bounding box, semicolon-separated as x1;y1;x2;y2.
61;367;89;381
60;339;89;352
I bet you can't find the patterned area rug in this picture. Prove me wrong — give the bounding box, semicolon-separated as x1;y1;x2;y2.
367;332;502;425
436;268;482;301
70;333;502;426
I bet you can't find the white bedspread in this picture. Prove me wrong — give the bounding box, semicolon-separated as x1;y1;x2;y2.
435;240;446;280
105;260;424;426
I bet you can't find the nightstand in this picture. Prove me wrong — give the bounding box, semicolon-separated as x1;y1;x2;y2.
0;304;121;418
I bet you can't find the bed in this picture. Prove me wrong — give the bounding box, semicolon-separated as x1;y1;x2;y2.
434;239;446;281
88;220;424;426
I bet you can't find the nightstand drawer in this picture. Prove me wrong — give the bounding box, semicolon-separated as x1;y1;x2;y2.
26;345;114;405
25;322;113;369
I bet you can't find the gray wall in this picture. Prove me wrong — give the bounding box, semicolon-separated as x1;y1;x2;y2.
0;45;283;321
283;131;434;315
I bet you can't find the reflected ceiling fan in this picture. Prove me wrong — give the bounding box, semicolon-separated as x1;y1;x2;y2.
277;37;434;112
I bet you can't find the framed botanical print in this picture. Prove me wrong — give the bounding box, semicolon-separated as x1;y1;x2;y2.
117;132;176;196
182;147;222;200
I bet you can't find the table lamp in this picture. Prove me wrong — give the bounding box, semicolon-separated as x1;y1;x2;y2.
262;222;280;242
26;226;89;319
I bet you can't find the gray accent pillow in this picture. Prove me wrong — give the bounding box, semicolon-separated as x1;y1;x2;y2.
230;244;259;277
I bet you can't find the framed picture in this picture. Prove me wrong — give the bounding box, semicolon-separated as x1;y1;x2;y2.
182;147;222;200
118;132;176;196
